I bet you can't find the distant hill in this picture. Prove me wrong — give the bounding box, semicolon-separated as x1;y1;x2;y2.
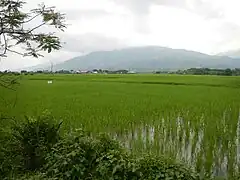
32;46;240;71
218;49;240;58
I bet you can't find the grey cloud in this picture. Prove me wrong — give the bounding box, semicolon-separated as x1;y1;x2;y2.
61;33;126;53
120;0;152;14
221;23;240;35
112;0;224;34
64;9;111;21
154;0;223;19
217;23;240;43
187;0;224;19
113;0;224;19
133;14;150;33
112;0;152;33
154;0;187;9
59;1;224;36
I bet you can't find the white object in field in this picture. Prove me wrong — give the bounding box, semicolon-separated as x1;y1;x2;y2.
47;80;53;84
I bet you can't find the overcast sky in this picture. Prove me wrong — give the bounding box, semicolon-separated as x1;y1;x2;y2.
1;0;240;70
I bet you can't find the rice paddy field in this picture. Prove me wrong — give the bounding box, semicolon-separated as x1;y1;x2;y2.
1;74;240;178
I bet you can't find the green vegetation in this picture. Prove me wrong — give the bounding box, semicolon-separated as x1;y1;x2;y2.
0;0;65;58
0;113;62;178
1;74;240;179
173;68;240;76
0;115;199;179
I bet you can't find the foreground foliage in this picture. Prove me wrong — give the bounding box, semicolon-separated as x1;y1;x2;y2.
0;0;66;58
0;114;200;180
0;113;62;178
44;129;199;180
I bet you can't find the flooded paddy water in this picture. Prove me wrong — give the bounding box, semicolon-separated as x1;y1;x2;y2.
109;110;240;179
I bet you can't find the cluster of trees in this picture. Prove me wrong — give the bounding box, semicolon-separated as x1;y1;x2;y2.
176;68;240;76
0;69;135;75
155;68;240;76
0;70;51;75
0;71;20;76
55;69;135;74
2;68;240;76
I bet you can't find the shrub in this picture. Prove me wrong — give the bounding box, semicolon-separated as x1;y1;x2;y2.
44;129;200;180
16;173;56;180
11;113;62;171
0;112;62;178
1;116;201;179
44;129;124;179
94;148;137;179
134;154;199;179
0;127;14;179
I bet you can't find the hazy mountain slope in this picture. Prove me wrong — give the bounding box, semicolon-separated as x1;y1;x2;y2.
218;49;240;58
45;46;240;71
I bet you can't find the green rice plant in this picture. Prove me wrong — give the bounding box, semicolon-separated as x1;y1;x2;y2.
0;74;239;178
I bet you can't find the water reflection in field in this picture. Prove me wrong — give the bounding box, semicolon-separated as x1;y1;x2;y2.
111;111;240;179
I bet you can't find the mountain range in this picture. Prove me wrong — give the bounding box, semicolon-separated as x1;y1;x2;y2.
29;46;240;72
217;49;240;58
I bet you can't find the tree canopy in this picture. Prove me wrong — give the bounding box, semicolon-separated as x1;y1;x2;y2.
0;0;66;58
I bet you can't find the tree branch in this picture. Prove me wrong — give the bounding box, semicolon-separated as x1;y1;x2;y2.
0;32;7;56
0;0;66;58
6;48;24;56
21;13;41;24
27;22;47;33
3;21;48;36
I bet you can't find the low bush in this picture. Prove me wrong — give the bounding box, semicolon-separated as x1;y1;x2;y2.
44;129;126;179
16;173;51;180
1;116;200;179
134;155;199;179
0;112;62;178
12;113;62;171
44;129;199;180
0;126;14;179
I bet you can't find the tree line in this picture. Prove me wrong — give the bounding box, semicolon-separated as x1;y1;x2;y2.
2;68;240;76
156;68;240;76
